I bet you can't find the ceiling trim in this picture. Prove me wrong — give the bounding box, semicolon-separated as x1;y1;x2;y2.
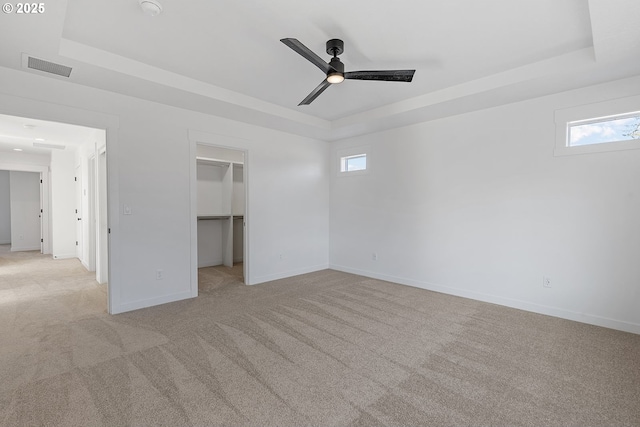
332;48;597;131
51;24;640;143
59;38;331;132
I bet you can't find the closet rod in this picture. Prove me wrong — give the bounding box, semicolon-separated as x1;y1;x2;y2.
197;216;229;221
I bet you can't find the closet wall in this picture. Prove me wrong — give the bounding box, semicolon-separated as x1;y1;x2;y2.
196;145;244;269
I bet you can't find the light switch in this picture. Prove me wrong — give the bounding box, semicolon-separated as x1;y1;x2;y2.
123;204;132;215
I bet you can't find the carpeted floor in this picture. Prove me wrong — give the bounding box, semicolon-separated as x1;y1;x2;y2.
1;247;639;426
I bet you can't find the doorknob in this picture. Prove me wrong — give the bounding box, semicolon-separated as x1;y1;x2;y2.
77;218;82;221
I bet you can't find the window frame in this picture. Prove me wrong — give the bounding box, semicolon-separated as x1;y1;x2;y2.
554;95;640;156
337;145;371;177
341;153;367;172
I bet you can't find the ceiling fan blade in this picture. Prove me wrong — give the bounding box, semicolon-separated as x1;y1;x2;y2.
345;70;415;82
299;79;332;106
281;38;335;74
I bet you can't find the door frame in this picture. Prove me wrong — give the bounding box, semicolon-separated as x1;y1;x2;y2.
0;163;49;254
0;99;119;313
96;148;109;286
86;155;97;272
75;164;83;261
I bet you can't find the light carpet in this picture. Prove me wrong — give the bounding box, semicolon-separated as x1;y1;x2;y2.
1;247;639;426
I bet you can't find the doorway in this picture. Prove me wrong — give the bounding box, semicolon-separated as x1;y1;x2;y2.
0;112;110;309
193;143;248;292
0;170;41;253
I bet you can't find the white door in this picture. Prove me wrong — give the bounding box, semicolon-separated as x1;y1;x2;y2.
96;150;108;284
86;156;96;271
75;165;83;260
39;172;43;253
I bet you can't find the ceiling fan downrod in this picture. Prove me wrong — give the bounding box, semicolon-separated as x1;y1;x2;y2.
326;39;345;83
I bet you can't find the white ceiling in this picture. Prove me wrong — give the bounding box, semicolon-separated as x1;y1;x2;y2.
0;0;639;141
0;113;101;155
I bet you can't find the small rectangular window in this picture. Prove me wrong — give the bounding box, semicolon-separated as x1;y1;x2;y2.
337;146;370;176
555;96;640;157
568;112;640;147
341;154;367;172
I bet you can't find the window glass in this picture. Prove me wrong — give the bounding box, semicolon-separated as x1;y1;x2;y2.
568;113;640;147
337;146;370;175
344;154;366;171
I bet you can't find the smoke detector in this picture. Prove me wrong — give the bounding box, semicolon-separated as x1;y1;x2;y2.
139;0;162;16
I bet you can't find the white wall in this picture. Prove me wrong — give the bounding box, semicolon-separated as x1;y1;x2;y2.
0;170;11;244
0;65;330;314
0;150;50;169
8;171;40;251
197;219;223;267
330;75;640;334
1;64;638;334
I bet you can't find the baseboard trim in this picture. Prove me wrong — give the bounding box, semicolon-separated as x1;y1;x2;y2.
0;240;11;245
198;258;223;268
53;253;76;260
251;263;329;285
11;245;41;252
112;290;195;314
330;264;640;335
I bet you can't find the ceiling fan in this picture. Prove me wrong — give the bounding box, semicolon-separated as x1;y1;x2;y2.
280;38;416;106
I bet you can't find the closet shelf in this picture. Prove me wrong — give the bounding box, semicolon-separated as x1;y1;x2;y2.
198;215;230;220
196;157;232;167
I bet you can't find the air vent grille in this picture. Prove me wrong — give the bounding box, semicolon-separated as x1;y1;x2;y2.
27;56;72;78
33;142;66;150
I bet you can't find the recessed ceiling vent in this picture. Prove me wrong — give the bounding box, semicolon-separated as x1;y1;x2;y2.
33;142;66;150
24;55;72;78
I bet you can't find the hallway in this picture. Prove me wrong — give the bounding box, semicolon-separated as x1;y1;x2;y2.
0;245;106;322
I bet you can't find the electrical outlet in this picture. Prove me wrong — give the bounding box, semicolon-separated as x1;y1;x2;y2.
543;276;551;288
156;269;164;280
372;252;378;261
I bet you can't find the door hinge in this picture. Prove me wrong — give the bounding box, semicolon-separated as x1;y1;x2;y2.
108;228;111;234
41;238;43;243
75;209;77;214
74;177;77;182
76;241;78;246
40;179;43;184
41;209;43;213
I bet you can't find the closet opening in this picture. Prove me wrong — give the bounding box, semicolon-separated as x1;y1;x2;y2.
195;144;246;289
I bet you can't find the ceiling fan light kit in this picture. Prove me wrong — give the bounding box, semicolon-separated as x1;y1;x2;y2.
281;37;415;105
326;73;345;84
139;0;162;16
